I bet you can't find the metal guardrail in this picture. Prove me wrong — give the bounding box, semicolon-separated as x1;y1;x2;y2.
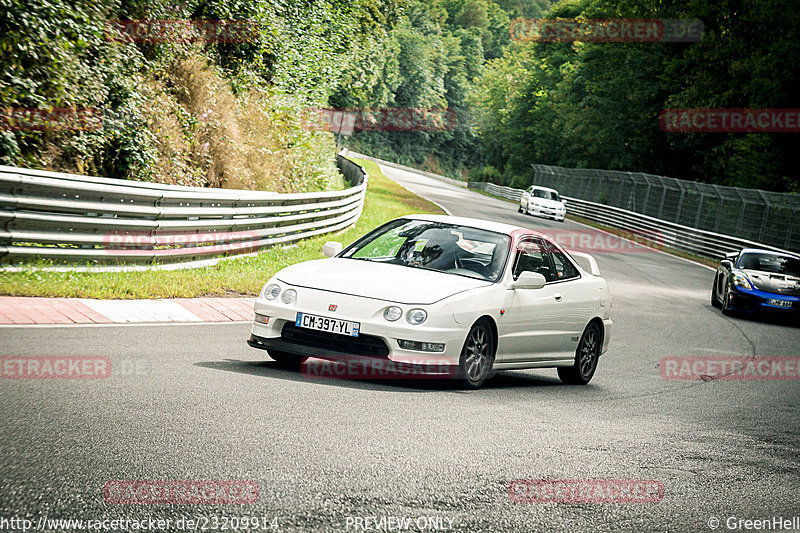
468;181;797;259
344;150;468;189
469;182;523;202
530;163;800;252
0;155;367;267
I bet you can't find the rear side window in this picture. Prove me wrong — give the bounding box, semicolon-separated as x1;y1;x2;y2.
551;250;580;280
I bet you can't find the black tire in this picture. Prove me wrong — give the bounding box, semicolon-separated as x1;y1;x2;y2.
458;320;495;389
721;286;734;316
711;274;722;308
558;323;601;385
267;350;308;369
518;204;524;213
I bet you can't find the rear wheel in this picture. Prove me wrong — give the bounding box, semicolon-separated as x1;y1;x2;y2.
558;323;601;385
458;320;495;389
711;274;722;308
267;350;308;370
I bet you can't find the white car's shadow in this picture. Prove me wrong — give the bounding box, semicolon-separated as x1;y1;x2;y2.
196;360;592;392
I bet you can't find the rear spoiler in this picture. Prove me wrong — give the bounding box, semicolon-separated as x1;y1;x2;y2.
568;251;601;276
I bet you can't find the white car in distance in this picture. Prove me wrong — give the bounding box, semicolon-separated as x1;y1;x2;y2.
248;215;612;388
519;186;567;222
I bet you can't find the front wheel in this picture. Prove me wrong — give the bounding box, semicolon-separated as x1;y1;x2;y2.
711;274;722;308
558;323;601;385
267;350;308;370
458;320;495;389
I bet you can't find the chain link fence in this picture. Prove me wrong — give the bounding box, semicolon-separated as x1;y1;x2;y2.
531;165;800;253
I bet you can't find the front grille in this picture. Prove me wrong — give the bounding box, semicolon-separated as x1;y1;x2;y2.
280;323;390;357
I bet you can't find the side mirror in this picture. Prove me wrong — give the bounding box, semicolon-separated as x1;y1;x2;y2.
322;241;343;258
512;271;547;290
720;259;733;270
561;198;567;205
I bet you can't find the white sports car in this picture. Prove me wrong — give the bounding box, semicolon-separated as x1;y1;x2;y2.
248;214;613;388
519;186;567;222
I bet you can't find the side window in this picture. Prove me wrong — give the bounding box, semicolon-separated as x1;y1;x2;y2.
551;249;580;280
513;238;555;282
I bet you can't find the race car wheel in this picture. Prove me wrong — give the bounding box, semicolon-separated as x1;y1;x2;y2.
458;320;495;389
721;287;734;316
558;322;601;385
711;274;722;308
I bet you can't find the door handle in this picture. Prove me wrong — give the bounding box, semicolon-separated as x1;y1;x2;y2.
554;293;562;301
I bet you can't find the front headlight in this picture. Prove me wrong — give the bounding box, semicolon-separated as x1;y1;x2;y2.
281;289;297;304
406;308;427;325
263;284;281;300
733;272;753;289
384;306;403;321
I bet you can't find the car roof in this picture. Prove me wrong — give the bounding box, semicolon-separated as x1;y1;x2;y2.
404;214;541;238
530;185;559;193
739;248;800;259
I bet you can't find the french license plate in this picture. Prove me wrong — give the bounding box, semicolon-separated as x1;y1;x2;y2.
767;298;793;308
296;312;360;337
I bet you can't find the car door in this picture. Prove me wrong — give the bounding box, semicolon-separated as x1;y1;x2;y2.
496;236;572;363
548;245;594;352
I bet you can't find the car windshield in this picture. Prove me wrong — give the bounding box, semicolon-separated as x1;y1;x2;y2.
533;189;560;201
737;252;800;277
341;219;511;281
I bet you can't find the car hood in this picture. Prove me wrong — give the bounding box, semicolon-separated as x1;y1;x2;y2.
742;269;800;296
531;197;563;208
276;258;492;305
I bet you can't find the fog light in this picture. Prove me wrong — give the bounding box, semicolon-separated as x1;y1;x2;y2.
254;313;269;324
398;339;445;352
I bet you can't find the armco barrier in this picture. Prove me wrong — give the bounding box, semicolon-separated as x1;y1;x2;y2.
468;181;797;259
344;150;468;189
0;154;367;267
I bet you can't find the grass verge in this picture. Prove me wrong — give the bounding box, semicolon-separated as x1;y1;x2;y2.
0;157;445;299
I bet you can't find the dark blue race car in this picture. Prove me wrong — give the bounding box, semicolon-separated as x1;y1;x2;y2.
711;248;800;319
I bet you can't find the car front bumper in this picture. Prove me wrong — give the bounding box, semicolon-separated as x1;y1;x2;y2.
528;205;565;220
728;286;800;314
248;295;466;368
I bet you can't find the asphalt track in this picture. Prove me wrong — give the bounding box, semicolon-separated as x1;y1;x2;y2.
1;165;798;532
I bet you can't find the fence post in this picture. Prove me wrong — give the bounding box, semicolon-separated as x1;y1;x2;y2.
756;191;770;243
694;193;704;228
657;181;667;219
675;186;685;223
